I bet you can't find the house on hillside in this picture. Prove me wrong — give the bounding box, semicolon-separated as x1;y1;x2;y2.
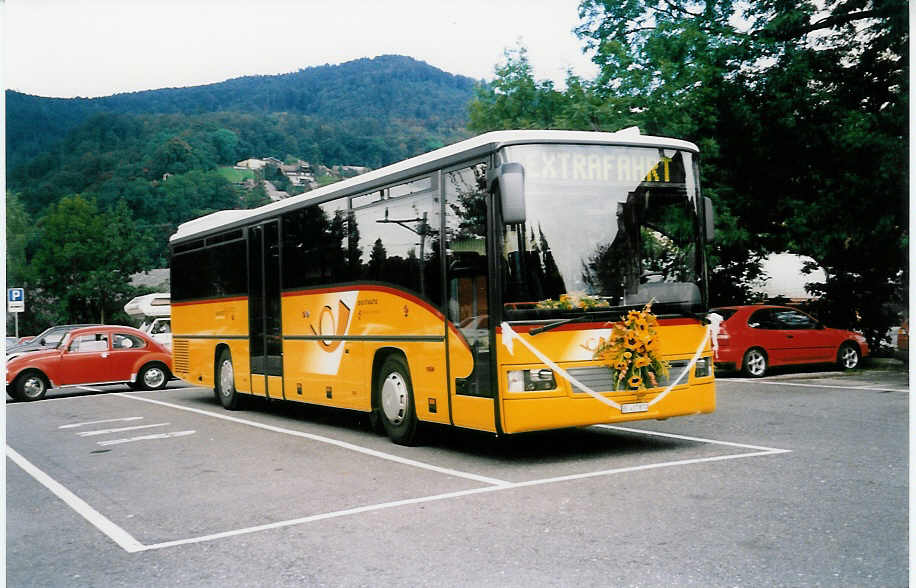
281;160;316;187
235;158;266;170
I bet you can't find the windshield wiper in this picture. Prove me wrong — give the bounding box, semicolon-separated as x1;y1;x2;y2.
526;302;665;336
529;316;588;336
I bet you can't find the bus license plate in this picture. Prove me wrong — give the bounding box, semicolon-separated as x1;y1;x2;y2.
621;402;649;414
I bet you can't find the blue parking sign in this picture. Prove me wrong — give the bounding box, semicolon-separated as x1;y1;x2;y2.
8;288;25;312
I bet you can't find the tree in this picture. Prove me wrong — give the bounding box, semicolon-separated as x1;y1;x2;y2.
29;195;152;324
469;1;907;347
468;46;569;132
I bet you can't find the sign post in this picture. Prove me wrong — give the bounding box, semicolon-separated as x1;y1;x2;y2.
7;288;25;339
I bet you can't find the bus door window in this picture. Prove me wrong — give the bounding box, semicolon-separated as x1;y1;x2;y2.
445;163;492;398
248;221;283;379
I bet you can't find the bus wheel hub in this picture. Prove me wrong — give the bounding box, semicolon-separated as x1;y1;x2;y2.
381;373;407;425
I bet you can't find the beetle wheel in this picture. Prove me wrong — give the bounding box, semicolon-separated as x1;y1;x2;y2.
15;371;50;401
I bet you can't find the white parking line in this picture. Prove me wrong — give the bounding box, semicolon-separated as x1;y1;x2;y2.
8;390;793;554
97;430;196;446
143;446;786;551
6;446;145;553
115;393;511;487
76;423;170;437
59;417;144;429
723;379;908;393
597;424;790;453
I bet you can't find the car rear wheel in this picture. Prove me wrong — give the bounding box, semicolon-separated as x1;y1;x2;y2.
14;370;50;401
742;348;768;378
137;363;170;391
837;343;861;370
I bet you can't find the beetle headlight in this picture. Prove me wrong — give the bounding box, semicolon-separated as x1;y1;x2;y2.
508;369;557;392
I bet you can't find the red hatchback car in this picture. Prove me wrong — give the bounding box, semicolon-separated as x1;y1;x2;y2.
6;325;173;401
710;305;869;377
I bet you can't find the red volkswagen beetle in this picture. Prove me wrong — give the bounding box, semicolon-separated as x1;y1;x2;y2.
6;325;173;401
710;305;869;377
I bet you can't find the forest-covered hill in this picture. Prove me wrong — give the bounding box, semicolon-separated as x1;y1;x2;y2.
5;55;480;330
6;54;478;170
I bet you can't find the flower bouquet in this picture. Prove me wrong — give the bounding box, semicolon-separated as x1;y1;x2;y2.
593;301;669;391
536;292;610;311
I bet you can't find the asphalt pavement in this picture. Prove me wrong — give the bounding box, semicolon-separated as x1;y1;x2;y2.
6;363;909;587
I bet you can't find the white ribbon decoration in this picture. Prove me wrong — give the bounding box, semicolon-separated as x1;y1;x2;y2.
501;315;719;412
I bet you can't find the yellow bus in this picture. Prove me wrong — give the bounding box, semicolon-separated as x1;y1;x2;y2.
169;129;716;445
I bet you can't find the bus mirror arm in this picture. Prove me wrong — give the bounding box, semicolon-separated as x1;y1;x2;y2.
704;196;715;242
488;162;526;225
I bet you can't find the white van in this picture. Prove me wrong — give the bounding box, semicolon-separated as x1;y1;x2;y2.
124;293;171;348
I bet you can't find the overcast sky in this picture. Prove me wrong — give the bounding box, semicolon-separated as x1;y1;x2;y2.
3;0;598;98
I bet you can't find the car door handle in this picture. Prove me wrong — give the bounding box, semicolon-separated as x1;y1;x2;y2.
786;335;794;339
101;352;109;358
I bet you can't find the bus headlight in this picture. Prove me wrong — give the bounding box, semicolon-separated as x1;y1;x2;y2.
508;369;557;392
694;357;711;378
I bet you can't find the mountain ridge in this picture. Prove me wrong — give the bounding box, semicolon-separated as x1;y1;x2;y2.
6;55;480;170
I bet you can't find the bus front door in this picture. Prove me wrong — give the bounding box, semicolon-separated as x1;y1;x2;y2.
248;221;284;399
444;164;497;432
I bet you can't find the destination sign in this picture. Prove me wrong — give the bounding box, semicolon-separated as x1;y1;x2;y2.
502;144;687;185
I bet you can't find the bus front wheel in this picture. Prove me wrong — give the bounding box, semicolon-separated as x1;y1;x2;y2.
216;348;242;410
376;355;419;446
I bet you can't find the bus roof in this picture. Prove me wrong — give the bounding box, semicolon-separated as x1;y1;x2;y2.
170;128;699;244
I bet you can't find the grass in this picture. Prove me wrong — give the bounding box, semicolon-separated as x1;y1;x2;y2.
218;166;255;183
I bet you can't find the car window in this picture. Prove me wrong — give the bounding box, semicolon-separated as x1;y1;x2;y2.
44;328;68;347
747;309;778;329
69;333;110;352
113;333;147;350
151;320;171;334
772;309;817;330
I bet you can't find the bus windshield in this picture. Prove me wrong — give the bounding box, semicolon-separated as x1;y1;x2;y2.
499;143;705;320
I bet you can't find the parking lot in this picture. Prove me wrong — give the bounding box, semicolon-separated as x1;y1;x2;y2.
6;365;909;587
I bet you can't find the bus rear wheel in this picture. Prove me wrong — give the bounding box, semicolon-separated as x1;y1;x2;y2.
216;348;242;410
376;355;419;446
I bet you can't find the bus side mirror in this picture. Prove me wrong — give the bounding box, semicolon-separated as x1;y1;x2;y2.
704;196;715;242
489;163;526;224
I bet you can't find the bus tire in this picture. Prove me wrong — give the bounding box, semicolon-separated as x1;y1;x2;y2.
837;343;861;370
216;348;242;410
742;347;768;378
376;354;419;445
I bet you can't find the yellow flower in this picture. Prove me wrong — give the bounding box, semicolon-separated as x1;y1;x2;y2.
635;356;651;368
628;374;642;389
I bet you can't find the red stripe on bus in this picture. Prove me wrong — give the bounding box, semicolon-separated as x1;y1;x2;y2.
282;284;447;321
171;296;248;307
497;317;701;334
